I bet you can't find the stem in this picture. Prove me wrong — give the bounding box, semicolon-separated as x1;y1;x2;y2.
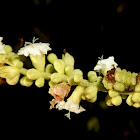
119;91;134;95
41;72;51;80
20;68;28;75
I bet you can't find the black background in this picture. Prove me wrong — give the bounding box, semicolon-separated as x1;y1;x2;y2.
0;0;140;139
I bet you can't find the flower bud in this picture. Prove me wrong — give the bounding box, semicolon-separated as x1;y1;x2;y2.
133;102;140;108
20;76;33;87
7;52;19;60
87;95;97;103
132;92;140;103
35;77;45;88
51;73;67;83
45;64;55;73
135;84;140;92
54;59;65;74
126;94;134;106
105;94;113;106
12;59;23;69
0;66;19;79
114;68;121;82
64;65;73;76
113;82;125;92
47;53;58;64
70;86;85;104
111;95;122;106
74;74;83;83
27;68;41;80
72;69;83;76
3;45;12;54
88;71;97;83
48;80;57;87
30;54;45;72
62;52;74;67
102;78;114;90
108;89;119;98
6;74;20;85
84;86;97;99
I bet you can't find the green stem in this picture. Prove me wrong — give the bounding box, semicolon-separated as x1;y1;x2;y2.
119;91;134;95
41;72;51;80
20;68;28;75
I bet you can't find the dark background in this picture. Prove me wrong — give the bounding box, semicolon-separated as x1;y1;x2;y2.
0;0;140;139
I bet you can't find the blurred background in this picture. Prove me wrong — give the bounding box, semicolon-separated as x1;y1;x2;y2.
0;0;140;139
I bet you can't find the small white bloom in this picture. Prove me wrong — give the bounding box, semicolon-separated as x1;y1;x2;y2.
18;37;52;57
94;56;118;75
0;37;6;54
56;99;85;119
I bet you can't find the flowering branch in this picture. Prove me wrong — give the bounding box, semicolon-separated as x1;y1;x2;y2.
0;37;140;119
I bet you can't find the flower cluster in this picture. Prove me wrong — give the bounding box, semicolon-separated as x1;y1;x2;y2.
0;36;140;119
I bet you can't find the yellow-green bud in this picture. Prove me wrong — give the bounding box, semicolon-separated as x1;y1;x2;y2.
133;102;140;108
3;45;13;54
87;96;97;103
7;52;19;60
6;74;20;85
12;59;23;69
45;64;55;73
72;69;83;76
64;65;73;76
20;76;33;87
111;95;122;106
51;73;67;83
126;71;132;85
27;68;41;80
35;77;45;88
84;86;97;99
62;52;74;67
135;84;140;92
54;59;65;74
30;54;45;72
102;78;114;90
114;68;121;82
47;53;58;64
113;82;125;92
105;94;113;106
48;80;57;87
121;69;127;84
0;66;19;79
74;74;83;83
131;72;137;86
126;94;134;106
88;71;97;83
108;90;119;98
70;86;85;104
132;92;140;103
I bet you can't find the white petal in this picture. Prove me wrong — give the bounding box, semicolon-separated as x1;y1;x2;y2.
56;99;85;114
94;56;118;73
18;41;51;56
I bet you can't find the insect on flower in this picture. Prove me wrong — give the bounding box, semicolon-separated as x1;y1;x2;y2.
49;83;71;109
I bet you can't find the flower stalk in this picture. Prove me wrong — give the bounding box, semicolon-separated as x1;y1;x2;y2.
0;36;140;119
